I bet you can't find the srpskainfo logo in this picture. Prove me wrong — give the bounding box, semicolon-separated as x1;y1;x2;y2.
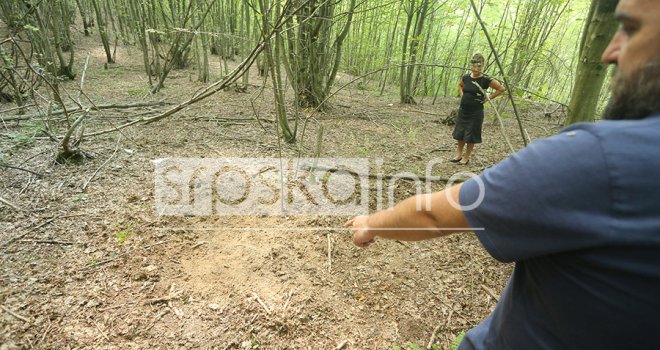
153;158;370;216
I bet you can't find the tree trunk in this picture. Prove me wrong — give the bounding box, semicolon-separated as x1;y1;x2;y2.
564;0;618;126
260;0;295;142
75;0;91;36
92;0;114;63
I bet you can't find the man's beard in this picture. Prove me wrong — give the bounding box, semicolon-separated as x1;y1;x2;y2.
602;59;660;120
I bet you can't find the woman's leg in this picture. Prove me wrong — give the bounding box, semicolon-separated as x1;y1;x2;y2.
460;143;474;164
453;140;465;161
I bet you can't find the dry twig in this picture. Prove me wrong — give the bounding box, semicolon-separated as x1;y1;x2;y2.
93;320;110;342
17;239;77;245
327;233;332;272
38;318;52;345
143;292;182;306
80;240;169;272
282;290;294;312
1;305;32;323
191;241;207;249
0;196;22;212
252;292;271;314
0;163;44;177
427;309;454;349
140;308;170;334
82;134;122;191
480;284;500;302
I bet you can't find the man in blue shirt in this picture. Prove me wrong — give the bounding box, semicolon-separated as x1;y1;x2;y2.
345;0;660;348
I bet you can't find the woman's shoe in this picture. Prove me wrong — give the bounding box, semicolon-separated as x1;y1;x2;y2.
449;157;462;163
458;158;470;165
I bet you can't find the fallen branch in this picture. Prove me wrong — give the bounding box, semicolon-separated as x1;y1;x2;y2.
335;340;348;350
17;239;77;245
80;240;169;272
327;233;332;272
252;292;271;314
0;196;22;212
0;100;170;122
1;305;32;324
0;103;35;114
480;284;500;302
143;292;182;305
82;134;122;192
93;320;110;342
0;163;44;177
299;165;468;183
427;324;442;350
2;214;86;249
409;109;444;117
427;308;454;350
191;241;207;250
282;290;294;312
38;319;52;345
140;308;170;335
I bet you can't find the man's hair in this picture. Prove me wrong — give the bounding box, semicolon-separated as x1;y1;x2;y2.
602;57;660;120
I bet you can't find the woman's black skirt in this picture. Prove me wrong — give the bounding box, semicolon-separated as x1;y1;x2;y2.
452;107;484;144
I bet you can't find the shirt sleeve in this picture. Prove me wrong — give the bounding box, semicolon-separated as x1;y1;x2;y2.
459;127;614;262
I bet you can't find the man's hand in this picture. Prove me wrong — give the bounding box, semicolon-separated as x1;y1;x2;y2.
344;215;376;248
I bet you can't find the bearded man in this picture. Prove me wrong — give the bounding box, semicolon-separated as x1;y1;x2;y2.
346;0;660;348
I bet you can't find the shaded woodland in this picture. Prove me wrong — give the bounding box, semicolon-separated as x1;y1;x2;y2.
1;0;615;151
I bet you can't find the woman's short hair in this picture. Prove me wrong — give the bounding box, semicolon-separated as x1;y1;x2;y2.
471;53;485;64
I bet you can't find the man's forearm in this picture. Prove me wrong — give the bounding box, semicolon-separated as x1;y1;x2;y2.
366;194;445;241
365;184;470;241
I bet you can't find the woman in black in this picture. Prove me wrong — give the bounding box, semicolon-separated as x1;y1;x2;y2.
451;53;506;165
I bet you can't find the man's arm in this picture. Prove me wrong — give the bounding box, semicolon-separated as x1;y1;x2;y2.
345;183;471;247
458;79;464;97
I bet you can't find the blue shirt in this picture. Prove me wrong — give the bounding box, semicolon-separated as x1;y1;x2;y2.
458;114;660;349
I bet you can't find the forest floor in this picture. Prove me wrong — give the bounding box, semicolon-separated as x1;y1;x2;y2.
0;27;567;350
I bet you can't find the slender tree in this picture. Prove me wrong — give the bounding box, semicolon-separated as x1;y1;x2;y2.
399;0;430;104
92;0;114;63
286;0;357;108
565;0;618;125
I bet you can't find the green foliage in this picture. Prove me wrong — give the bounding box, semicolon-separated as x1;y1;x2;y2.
97;67;126;77
73;194;89;202
394;116;412;127
408;128;418;142
451;332;466;350
392;343;439;350
6;131;35;147
5;121;44;148
23;24;39;32
513;87;526;97
114;222;136;244
126;88;149;97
